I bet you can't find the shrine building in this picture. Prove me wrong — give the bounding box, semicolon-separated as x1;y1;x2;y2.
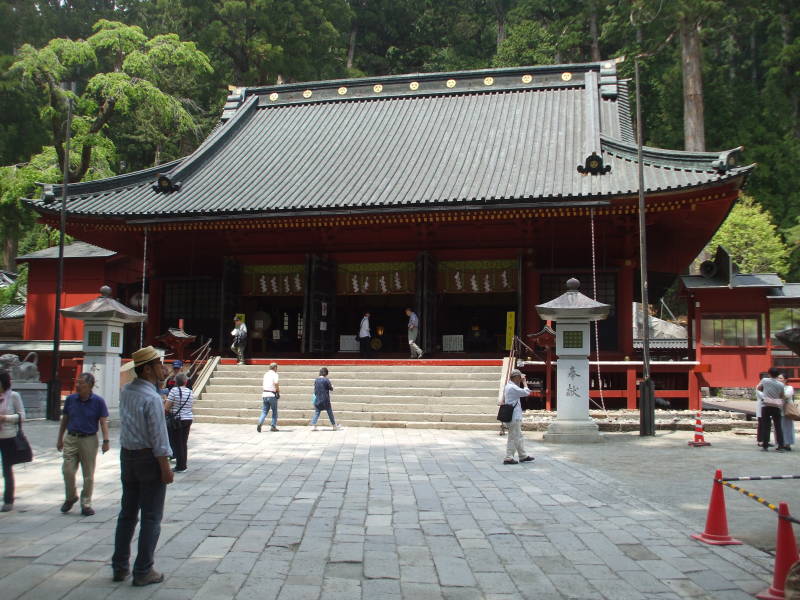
20;60;758;409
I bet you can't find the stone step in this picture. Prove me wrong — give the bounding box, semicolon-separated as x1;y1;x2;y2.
194;361;505;430
194;400;494;411
202;387;496;399
192;407;497;422
192;415;501;430
206;373;500;389
214;364;501;372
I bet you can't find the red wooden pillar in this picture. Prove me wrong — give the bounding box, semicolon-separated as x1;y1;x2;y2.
145;278;163;345
523;257;539;337
626;364;637;409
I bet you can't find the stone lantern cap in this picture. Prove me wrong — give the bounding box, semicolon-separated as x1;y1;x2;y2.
536;278;610;322
61;286;147;323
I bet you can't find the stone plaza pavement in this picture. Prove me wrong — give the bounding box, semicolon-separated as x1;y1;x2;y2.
0;421;791;600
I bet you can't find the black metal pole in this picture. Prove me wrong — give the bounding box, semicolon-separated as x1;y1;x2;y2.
48;98;72;421
635;58;655;436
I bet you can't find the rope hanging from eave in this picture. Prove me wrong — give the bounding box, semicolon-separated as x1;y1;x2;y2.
590;208;608;415
140;226;148;347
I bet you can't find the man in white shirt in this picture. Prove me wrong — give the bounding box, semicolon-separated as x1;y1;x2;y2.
358;312;372;357
258;362;280;432
503;369;534;465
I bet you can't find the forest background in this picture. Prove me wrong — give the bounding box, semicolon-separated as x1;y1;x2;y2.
0;0;799;315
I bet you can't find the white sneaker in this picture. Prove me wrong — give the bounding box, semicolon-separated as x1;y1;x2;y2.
312;425;318;431
333;424;343;430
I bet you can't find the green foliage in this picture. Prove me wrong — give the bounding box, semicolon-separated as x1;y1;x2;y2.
705;196;791;277
11;20;214;182
493;21;557;67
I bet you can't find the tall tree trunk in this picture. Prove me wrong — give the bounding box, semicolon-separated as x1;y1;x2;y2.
680;17;705;152
780;6;800;136
750;29;757;86
3;233;18;273
494;0;507;51
347;23;357;70
589;3;600;61
496;15;506;50
154;144;161;167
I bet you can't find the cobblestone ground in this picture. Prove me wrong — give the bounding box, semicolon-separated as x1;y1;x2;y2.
0;422;779;599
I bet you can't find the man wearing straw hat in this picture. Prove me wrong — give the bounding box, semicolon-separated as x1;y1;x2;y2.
111;346;174;587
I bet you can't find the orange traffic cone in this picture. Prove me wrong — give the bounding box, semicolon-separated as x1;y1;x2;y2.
691;469;742;545
757;503;800;600
688;411;711;447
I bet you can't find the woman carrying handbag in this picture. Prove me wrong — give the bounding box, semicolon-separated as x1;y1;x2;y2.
781;375;799;451
0;371;26;511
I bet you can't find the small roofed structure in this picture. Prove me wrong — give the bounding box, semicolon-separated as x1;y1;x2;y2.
61;286;146;420
156;326;197;362
62;285;147;322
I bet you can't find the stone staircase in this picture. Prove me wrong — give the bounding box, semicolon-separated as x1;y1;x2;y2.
193;362;504;429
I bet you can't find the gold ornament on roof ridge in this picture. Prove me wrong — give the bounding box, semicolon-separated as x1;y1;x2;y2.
269;93;278;101
303;89;312;98
522;74;533;84
561;72;572;81
410;81;419;90
484;77;494;86
446;79;456;88
338;87;347;95
373;84;383;93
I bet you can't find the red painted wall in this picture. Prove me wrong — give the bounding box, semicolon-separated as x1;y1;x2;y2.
24;259;109;341
689;287;772;388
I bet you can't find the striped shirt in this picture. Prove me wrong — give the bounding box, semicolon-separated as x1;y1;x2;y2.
119;378;172;457
166;386;194;420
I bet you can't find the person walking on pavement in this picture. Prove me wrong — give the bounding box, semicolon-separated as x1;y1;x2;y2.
405;308;424;359
310;367;342;431
503;369;534;465
111;346;174;587
780;373;796;451
757;367;787;452
57;372;110;516
231;316;248;365
0;371;24;512
258;362;280;432
164;373;194;472
358;311;372;358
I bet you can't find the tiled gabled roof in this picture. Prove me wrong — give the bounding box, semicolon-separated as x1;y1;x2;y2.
28;62;753;221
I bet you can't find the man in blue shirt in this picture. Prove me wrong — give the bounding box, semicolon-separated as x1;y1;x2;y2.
112;346;173;587
56;372;109;516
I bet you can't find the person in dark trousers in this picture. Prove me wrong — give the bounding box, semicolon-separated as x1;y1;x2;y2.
757;367;787;452
310;367;342;431
164;373;194;473
358;312;372;357
56;372;110;516
0;371;24;512
112;346;174;587
405;308;424;358
231;316;247;365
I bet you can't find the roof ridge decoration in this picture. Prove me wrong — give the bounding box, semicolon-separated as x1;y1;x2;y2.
155;94;260;194
235;62;616;109
577;70;611;176
601;135;750;174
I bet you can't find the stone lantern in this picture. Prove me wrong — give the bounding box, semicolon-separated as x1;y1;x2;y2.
61;286;146;421
536;278;609;443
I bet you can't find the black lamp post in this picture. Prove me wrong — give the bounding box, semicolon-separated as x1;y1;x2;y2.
635;59;655;436
47;98;72;421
